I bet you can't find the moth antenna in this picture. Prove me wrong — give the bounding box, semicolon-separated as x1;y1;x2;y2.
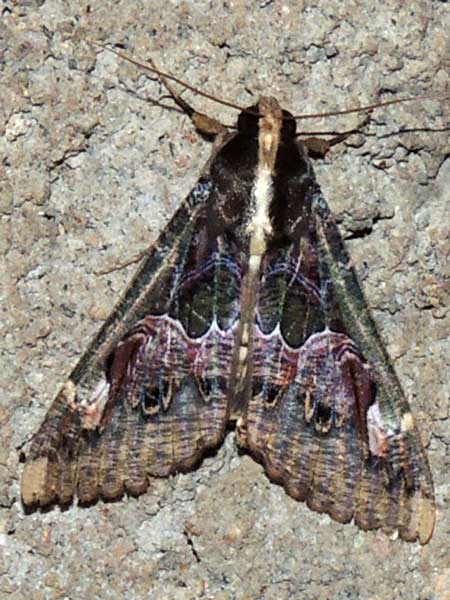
88;40;248;113
292;94;449;121
89;41;448;124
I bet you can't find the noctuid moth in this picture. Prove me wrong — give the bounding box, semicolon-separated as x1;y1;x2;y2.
21;45;437;544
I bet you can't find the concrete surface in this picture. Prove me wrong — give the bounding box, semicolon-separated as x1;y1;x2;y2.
1;1;449;598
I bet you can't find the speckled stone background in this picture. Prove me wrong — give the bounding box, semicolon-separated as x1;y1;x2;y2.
1;1;449;599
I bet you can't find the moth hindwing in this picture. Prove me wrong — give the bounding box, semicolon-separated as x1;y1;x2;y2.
21;57;435;545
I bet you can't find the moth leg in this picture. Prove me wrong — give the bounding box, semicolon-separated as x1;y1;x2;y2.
148;57;228;139
302;114;371;158
94;249;149;275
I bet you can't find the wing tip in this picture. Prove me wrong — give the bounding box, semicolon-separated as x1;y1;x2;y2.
21;457;51;508
416;495;436;546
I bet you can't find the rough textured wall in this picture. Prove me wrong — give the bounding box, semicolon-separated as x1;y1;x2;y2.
1;1;449;599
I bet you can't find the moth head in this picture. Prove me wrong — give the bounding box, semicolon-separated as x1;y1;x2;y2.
237;102;296;139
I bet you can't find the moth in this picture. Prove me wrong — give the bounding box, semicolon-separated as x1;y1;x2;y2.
21;46;436;545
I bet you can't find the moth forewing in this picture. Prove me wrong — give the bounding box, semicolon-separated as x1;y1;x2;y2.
21;48;436;544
